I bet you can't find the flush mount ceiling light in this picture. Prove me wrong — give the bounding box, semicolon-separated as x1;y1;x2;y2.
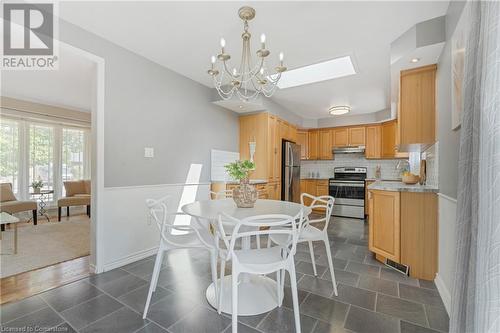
275;55;356;89
207;6;286;101
329;105;350;115
410;58;420;63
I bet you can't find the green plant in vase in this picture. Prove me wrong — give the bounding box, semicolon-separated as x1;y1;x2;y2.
224;160;257;208
31;179;44;194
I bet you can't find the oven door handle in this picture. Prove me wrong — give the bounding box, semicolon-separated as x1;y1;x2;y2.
329;180;365;184
329;183;365;188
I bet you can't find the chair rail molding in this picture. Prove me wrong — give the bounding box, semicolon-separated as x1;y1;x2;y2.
100;182;210;271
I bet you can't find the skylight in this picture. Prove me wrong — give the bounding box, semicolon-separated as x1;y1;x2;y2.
275;56;356;89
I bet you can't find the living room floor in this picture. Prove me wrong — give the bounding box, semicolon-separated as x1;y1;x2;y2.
0;217;449;333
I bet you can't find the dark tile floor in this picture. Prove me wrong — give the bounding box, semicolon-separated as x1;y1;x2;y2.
0;217;449;333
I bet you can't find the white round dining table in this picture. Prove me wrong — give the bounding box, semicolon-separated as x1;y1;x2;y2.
181;198;310;316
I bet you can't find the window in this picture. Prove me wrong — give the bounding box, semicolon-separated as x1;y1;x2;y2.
0;119;20;194
62;128;88;196
0;116;90;203
29;124;55;194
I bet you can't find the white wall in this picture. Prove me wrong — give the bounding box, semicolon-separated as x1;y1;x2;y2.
434;0;466;313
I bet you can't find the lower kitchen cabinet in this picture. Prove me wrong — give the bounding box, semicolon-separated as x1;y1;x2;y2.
369;190;400;262
368;189;437;280
300;179;329;211
267;181;281;200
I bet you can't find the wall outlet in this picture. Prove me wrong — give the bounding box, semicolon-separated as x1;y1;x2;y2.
144;147;154;158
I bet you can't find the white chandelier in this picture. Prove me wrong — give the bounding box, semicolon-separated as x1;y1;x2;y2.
207;6;287;101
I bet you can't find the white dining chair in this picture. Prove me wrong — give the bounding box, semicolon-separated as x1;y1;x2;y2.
142;195;218;319
216;211;304;333
269;193;338;296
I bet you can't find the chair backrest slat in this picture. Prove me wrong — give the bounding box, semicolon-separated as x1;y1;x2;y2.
216;211;304;262
300;193;335;231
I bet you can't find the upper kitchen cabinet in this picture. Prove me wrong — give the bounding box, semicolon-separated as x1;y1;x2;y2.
319;129;333;160
278;118;298;143
308;130;319;160
349;127;366;146
382;120;408;159
240;113;270;180
332;128;348;147
296;130;309;160
365;125;381;159
398;64;437;150
240;112;299;184
333;127;365;147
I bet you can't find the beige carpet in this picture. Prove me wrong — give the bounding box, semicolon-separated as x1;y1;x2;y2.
0;216;90;278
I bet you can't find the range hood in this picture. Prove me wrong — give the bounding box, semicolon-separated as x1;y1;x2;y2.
333;146;366;154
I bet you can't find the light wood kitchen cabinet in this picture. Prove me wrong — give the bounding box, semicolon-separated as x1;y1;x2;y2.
299;179;329;212
381;121;397;158
240;112;300;185
297;130;308;160
381;120;408;159
365;126;381;159
400;192;438;280
268;115;280;183
278;118;298;143
369;190;400;262
267;181;281;200
333;128;349;147
365;180;375;215
308;130;319;160
333;127;365;147
319;129;333;160
369;189;438;280
239;113;269;180
348;127;366;146
399;64;437;149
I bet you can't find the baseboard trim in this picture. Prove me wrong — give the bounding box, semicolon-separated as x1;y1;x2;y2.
102;246;159;272
435;273;451;314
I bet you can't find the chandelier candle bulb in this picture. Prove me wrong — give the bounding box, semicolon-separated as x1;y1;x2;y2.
211;56;216;64
260;33;266;48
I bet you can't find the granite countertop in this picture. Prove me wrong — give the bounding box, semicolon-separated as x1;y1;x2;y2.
365;178;402;182
367;181;438;193
223;179;268;185
300;178;330;180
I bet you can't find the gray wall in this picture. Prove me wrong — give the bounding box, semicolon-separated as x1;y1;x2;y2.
261;98;304;127
59;20;239;187
437;1;466;199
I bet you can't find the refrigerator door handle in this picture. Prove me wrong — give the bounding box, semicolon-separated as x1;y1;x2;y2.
289;144;293;187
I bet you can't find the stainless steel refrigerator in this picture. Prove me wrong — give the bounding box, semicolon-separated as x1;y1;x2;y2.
282;141;301;203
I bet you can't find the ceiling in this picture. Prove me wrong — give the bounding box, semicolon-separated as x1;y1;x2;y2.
58;1;449;119
1;45;94;112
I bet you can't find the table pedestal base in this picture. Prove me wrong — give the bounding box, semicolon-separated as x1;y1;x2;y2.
206;274;282;315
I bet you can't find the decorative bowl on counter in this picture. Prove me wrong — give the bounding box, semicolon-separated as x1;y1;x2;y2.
402;173;420;184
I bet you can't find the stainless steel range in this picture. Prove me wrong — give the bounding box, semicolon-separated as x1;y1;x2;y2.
329;167;367;219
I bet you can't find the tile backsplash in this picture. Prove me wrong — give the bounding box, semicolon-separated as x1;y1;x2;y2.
301;154;405;180
423;143;438;186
